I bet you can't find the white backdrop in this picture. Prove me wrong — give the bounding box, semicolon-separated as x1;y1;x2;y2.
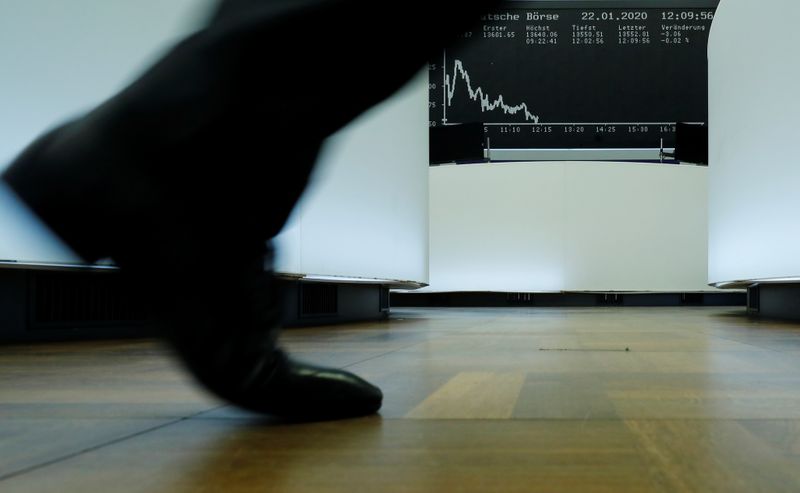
707;0;800;285
426;162;714;292
0;0;430;287
0;0;214;170
274;72;430;285
0;0;212;264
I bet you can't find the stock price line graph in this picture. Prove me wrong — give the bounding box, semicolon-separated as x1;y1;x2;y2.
444;58;541;123
429;1;718;156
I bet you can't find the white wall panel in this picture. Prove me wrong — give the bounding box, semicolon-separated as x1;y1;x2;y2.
0;1;430;286
707;0;800;285
427;162;714;292
428;163;566;292
563;163;709;291
275;73;430;285
0;0;213;264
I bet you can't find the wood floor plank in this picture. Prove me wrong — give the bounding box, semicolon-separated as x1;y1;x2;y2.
0;418;657;493
3;307;800;491
0;340;221;419
0;418;172;479
512;373;619;419
405;372;526;419
626;419;800;493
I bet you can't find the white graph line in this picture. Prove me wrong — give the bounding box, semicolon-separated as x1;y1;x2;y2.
445;59;540;123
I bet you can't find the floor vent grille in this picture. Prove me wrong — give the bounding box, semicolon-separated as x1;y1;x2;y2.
300;283;338;317
31;271;147;329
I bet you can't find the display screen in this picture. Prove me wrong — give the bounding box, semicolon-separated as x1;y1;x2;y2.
428;1;719;157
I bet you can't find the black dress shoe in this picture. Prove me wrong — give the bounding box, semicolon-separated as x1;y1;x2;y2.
221;349;383;419
150;252;383;420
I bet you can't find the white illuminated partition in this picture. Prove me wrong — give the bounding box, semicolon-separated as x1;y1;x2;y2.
0;0;214;171
0;0;214;263
0;0;430;289
426;161;713;293
274;72;429;287
707;0;800;286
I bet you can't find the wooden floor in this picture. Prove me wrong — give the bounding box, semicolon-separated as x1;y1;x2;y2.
3;307;800;492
